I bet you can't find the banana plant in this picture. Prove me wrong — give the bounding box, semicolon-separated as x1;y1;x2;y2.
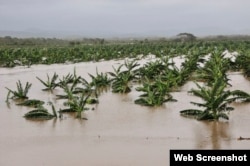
58;68;82;86
237;53;250;77
89;68;111;88
24;104;57;120
16;99;45;108
109;60;138;93
195;51;230;86
6;80;32;101
180;78;250;120
36;72;59;91
72;77;99;100
160;64;185;89
56;81;76;100
175;52;200;86
124;59;140;73
110;71;131;93
60;93;90;118
137;60;166;80
135;78;176;106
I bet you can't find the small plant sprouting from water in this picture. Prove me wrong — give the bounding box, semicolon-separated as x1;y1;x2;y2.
89;68;111;88
6;80;32;102
60;93;91;119
36;72;59;91
58;68;82;86
56;81;76;100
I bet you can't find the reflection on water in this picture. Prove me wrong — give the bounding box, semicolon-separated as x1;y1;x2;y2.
1;60;250;166
194;121;231;149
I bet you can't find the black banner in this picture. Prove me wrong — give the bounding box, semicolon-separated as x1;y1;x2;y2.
170;150;250;166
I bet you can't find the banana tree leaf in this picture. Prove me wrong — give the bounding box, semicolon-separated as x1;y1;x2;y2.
24;109;54;120
56;95;70;99
59;108;76;113
86;98;99;104
180;109;203;116
197;112;215;120
17;99;45;107
134;98;153;106
218;113;229;120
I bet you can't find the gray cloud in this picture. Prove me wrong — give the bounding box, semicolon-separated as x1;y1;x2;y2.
1;0;250;37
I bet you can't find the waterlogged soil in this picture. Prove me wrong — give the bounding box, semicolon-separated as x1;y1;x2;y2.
1;59;250;166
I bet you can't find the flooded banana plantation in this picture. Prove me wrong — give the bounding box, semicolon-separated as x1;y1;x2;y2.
1;40;250;166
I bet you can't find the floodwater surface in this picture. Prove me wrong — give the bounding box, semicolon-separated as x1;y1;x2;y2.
1;59;250;166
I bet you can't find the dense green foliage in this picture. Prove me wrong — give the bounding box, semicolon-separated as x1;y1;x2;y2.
180;78;250;120
1;38;250;68
135;78;176;106
109;60;139;93
180;51;250;120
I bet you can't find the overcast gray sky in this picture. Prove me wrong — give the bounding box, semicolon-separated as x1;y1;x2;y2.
1;0;250;38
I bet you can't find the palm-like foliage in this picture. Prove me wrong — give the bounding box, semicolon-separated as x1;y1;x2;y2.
56;81;76;100
137;60;165;80
178;53;200;86
73;78;99;98
124;59;140;73
135;78;176;106
60;93;90;118
56;69;87;100
160;65;185;89
6;80;32;100
58;68;82;86
180;78;250;120
109;70;131;93
89;68;111;88
36;72;58;91
195;51;231;86
109;60;138;93
237;53;250;77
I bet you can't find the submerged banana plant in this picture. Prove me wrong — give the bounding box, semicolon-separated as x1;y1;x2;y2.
6;80;32;101
109;60;138;93
16;99;45;108
195;51;231;86
56;80;76;100
135;78;176;106
36;72;58;91
89;68;111;88
58;68;82;86
137;60;166;80
237;53;250;77
180;78;250;120
24;104;57;120
60;93;90;119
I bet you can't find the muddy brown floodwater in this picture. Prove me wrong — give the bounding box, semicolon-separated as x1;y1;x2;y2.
1;59;250;166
